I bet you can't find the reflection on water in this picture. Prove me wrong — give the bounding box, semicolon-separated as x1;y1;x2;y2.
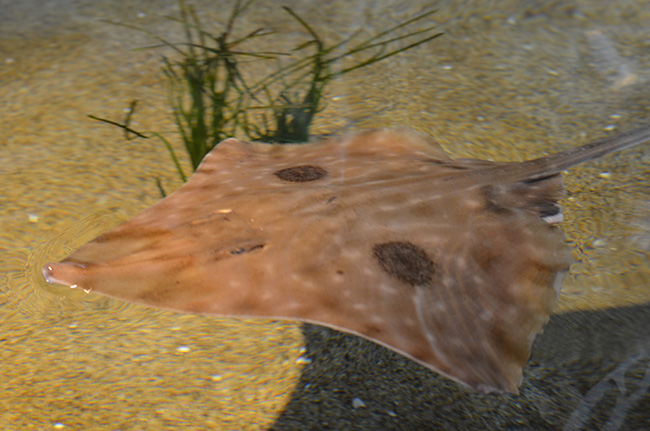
563;349;649;431
0;0;648;429
585;29;638;91
6;212;124;316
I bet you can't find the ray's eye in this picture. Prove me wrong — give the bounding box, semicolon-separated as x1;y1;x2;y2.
274;165;328;182
373;241;435;286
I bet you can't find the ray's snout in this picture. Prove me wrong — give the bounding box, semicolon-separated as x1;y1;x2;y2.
42;262;65;286
42;262;85;287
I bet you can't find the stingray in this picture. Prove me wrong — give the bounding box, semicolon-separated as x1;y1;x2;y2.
43;124;650;394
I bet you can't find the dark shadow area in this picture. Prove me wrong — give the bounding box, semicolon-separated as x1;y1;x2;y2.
270;303;650;431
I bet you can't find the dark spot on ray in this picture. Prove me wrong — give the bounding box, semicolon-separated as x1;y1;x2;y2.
274;165;328;182
427;160;460;167
373;241;434;286
230;244;265;255
523;173;560;184
537;202;561;218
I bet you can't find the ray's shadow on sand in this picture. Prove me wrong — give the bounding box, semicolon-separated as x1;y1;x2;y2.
271;303;650;431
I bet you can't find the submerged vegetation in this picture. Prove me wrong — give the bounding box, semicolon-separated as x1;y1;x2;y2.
92;0;442;185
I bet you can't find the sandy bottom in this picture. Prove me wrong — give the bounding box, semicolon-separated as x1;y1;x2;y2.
0;0;648;429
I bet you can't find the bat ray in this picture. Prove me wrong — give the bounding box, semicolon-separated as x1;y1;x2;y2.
43;124;650;394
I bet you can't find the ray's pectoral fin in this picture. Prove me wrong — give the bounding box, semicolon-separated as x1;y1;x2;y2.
40;125;649;395
391;209;571;394
482;172;566;224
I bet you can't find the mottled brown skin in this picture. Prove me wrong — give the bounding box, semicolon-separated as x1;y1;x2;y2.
43;124;650;394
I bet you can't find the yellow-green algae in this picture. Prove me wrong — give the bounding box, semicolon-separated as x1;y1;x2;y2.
1;0;648;429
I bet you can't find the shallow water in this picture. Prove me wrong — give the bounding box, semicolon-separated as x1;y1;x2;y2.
1;0;648;429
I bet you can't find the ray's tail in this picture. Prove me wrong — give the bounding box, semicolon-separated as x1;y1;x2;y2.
483;123;650;184
526;123;650;179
